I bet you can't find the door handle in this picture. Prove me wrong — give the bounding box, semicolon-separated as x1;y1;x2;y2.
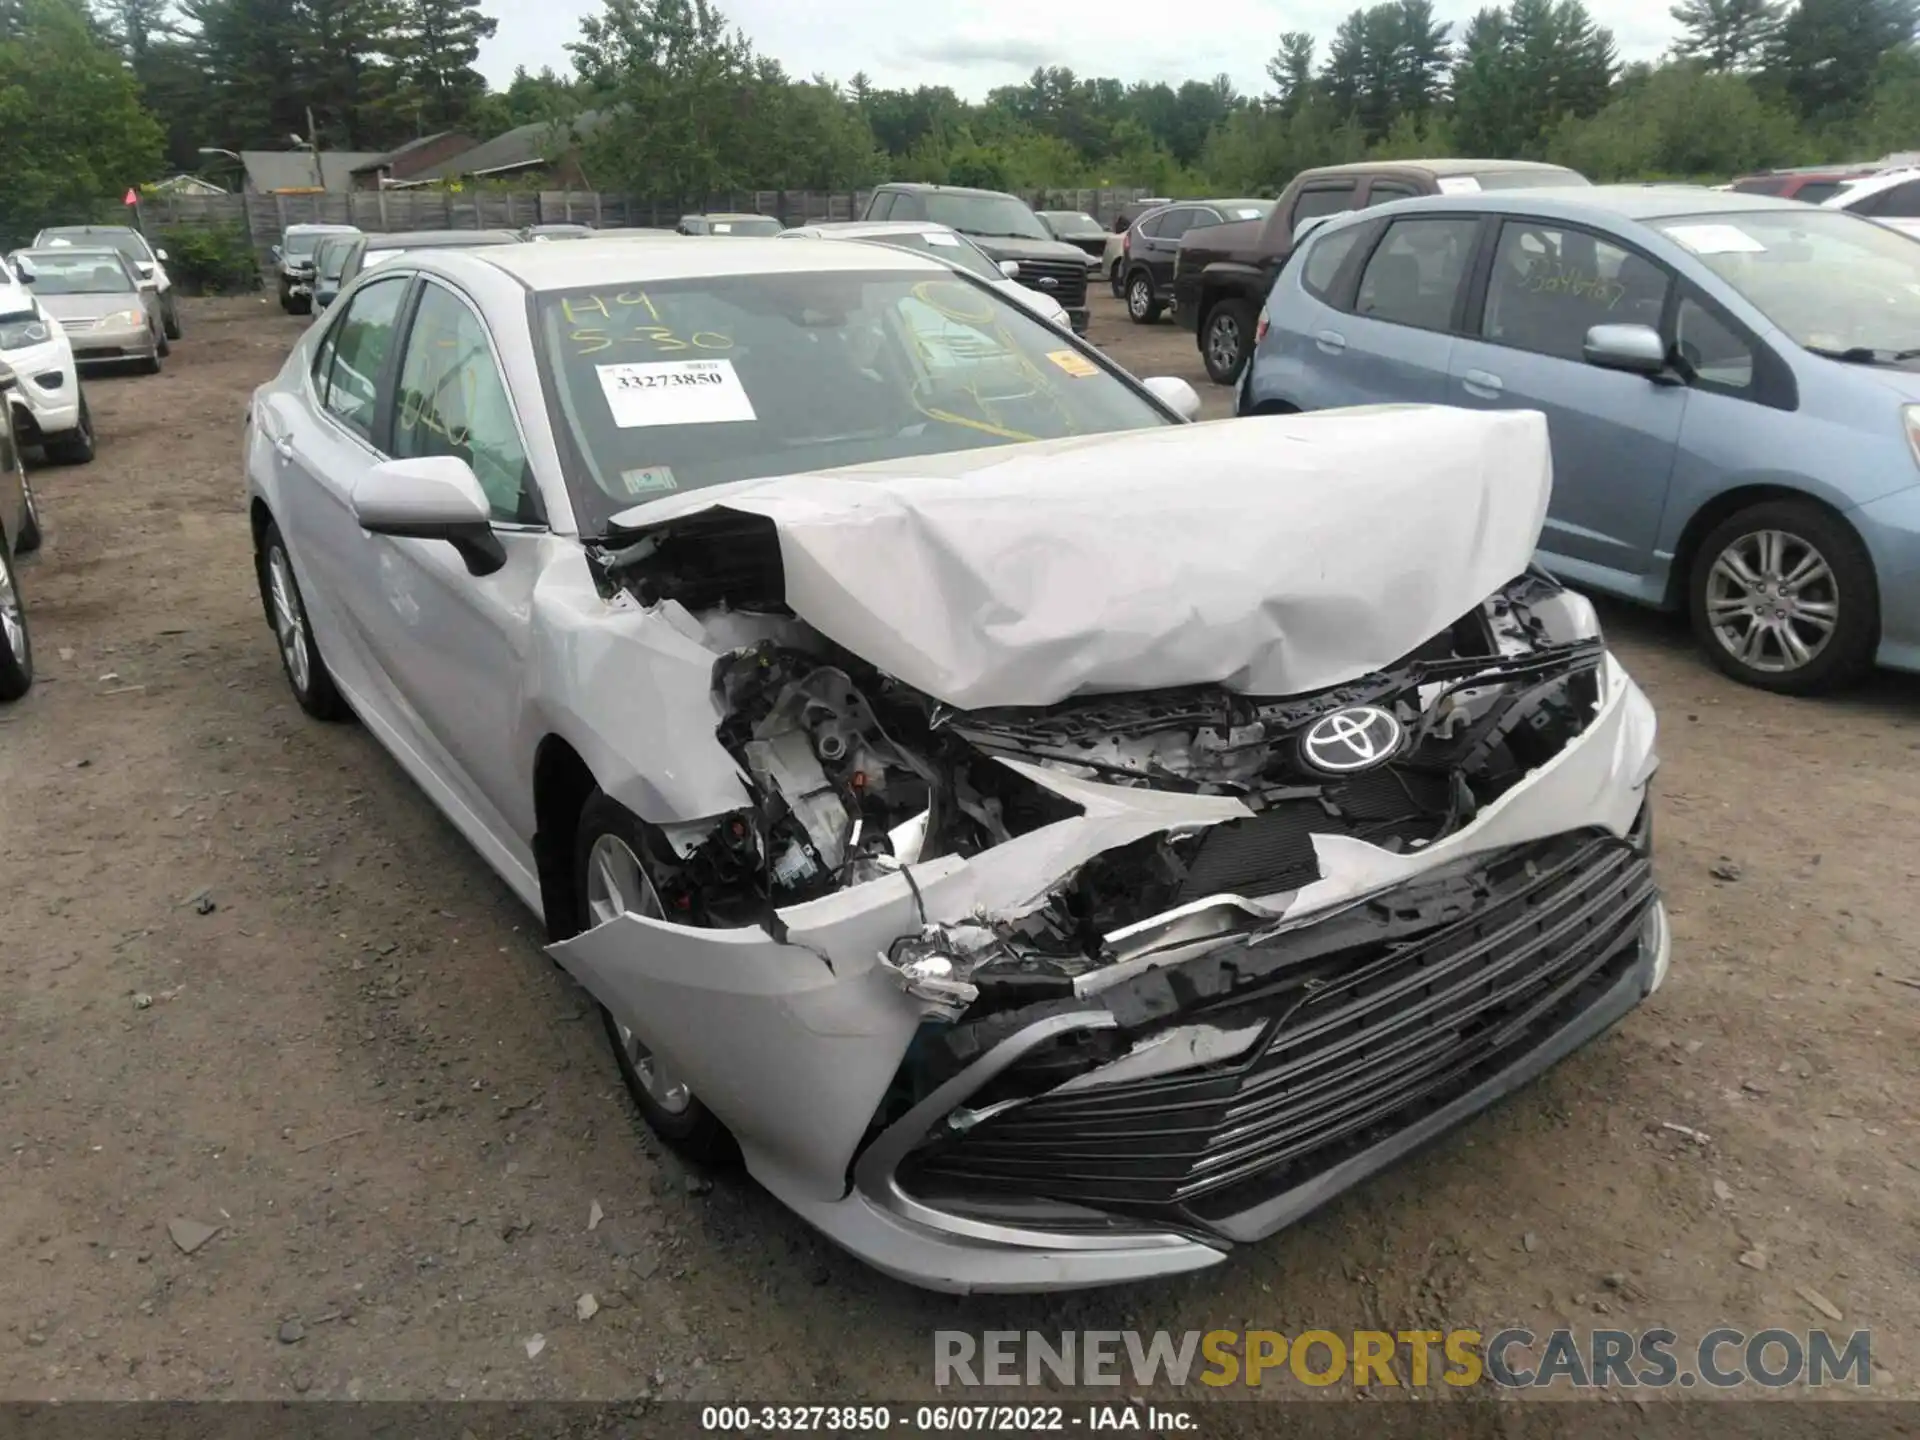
1314;329;1347;354
272;433;295;463
1462;369;1504;399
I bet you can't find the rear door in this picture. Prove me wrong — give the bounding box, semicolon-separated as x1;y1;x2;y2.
1306;214;1480;404
1133;207;1194;288
1447;217;1687;580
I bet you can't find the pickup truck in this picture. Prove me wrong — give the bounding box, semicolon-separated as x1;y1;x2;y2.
1172;158;1585;384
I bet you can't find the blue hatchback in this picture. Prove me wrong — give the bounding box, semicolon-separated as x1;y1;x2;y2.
1239;186;1920;694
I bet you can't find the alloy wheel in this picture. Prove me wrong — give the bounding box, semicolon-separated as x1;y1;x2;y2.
1128;276;1151;319
1207;313;1242;375
266;545;312;695
1704;528;1838;674
585;832;692;1115
0;544;26;672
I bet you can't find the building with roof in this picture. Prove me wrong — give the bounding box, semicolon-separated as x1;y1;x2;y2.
240;150;385;194
398;113;607;188
349;133;478;190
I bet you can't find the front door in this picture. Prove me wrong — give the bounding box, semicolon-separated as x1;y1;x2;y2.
1448;218;1688;581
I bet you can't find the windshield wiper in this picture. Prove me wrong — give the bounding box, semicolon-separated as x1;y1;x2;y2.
1805;344;1920;365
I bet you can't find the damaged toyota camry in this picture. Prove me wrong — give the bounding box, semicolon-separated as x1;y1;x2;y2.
245;237;1666;1292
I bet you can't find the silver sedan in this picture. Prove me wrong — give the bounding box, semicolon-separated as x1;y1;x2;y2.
246;237;1664;1291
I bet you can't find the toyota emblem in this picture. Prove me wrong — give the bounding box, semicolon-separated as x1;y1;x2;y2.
1300;705;1404;775
1037;276;1058;288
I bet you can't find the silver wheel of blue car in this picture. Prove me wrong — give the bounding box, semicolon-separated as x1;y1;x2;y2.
584;832;693;1116
1705;528;1837;674
1689;499;1876;695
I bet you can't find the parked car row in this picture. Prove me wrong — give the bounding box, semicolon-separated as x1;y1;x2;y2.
1236;180;1920;696
245;226;1665;1295
0;223;180;701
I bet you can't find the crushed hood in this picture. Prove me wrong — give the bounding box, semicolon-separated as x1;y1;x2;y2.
607;405;1553;710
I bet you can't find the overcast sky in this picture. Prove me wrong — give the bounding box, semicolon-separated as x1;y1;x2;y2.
477;0;1679;100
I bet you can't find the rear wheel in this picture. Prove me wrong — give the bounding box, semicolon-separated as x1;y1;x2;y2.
0;534;33;702
1688;499;1877;694
1108;259;1125;298
44;389;94;465
1126;269;1163;324
162;293;182;341
1202;298;1255;385
16;470;41;554
574;791;734;1164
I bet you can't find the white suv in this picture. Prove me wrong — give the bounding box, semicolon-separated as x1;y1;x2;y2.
0;256;90;465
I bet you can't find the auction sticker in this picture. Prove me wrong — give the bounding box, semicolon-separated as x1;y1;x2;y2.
597;359;756;427
1045;349;1100;378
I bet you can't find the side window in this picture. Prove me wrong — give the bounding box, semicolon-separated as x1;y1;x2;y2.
1793;181;1842;205
891;192;925;222
1353;216;1478;330
392;281;537;524
1675;293;1756;394
1300;224;1366;302
1156;207;1199;240
867;191;895;221
1291;183;1359;225
1364;181;1418;208
1137;209;1172;239
1186;208;1225;232
1481;222;1670;361
1870;179;1920;218
319;275;407;442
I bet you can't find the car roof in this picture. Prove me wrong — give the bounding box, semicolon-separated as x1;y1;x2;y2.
469;235;946;290
287;223;361;234
685;212;776;222
366;229;519;248
1303;157;1579;180
19;245;127;261
874;183;1016;199
1349;183;1814;225
38;224;138;236
783;220;956;239
1822;167;1920;204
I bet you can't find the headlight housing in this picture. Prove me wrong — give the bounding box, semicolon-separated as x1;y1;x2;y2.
105;308;148;328
0;314;50;350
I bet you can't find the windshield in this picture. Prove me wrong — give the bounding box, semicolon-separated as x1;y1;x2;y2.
710;217;782;236
1653;208;1920;355
535;270;1172;534
921;193;1051;241
19;251;133;294
39;228;151;263
1041;212;1103;237
849;232;1000;281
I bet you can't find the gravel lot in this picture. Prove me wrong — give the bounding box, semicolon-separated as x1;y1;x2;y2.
2;289;1916;1404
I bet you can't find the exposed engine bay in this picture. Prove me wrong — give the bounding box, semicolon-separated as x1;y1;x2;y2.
602;557;1604;1021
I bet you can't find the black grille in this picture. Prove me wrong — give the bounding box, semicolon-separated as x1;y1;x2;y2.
1015;259;1088;309
901;827;1655;1230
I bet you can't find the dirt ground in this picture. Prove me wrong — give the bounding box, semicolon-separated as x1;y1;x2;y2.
2;289;1916;1407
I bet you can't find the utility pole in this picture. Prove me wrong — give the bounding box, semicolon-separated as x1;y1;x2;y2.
307;106;322;190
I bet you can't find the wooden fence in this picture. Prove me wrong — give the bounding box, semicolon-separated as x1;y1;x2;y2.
131;185;1159;274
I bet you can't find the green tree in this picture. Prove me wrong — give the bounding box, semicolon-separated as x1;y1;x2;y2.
1266;30;1317;114
1550;60;1809;176
0;0;164;244
1766;0;1917;120
1670;0;1785;68
390;0;496;132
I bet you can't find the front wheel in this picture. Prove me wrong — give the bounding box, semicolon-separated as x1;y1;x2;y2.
1108;259;1125;299
0;535;33;702
258;520;349;719
1126;270;1163;324
162;294;182;341
1689;500;1877;694
575;792;733;1165
44;389;94;465
1202;299;1255;385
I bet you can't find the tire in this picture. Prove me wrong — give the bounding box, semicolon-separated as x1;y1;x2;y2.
162;294;182;341
140;349;162;376
156;328;171;359
1109;259;1125;299
1688;499;1878;695
16;470;41;554
1126;269;1163;324
1202;298;1256;386
0;534;33;702
574;791;734;1165
44;389;94;465
258;520;349;720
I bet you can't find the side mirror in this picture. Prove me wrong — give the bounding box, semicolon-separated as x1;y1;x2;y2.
270;245;283;265
1143;375;1203;420
136;261;154;275
998;258;1021;279
1583;323;1668;377
13;258;34;285
349;456;505;576
155;248;169;262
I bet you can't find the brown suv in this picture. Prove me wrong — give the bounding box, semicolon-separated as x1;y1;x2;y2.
1172;158;1585;383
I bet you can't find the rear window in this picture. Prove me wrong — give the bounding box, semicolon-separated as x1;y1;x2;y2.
1792;181;1843;205
1732;178;1791;196
1301;225;1366;301
1469;168;1590;191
